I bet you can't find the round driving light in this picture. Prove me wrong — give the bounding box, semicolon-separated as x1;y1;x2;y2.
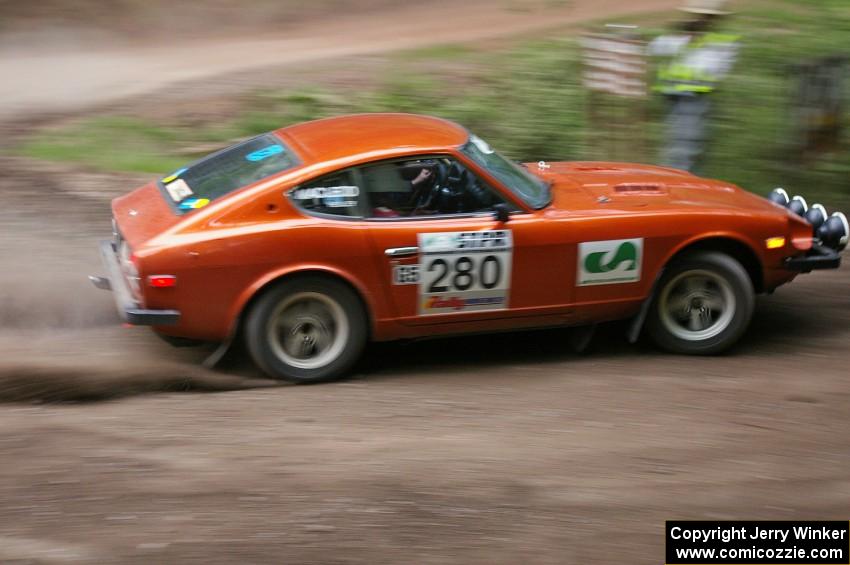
788;195;808;217
832;212;848;251
768;187;790;206
805;203;828;229
817;212;849;251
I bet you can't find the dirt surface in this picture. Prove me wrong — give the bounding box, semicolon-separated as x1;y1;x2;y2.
2;1;850;563
0;0;684;120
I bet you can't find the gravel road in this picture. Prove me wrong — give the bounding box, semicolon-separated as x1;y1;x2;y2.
1;0;848;562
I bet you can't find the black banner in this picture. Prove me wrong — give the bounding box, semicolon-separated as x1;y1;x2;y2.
666;521;850;564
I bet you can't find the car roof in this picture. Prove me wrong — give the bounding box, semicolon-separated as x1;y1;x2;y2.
275;113;469;166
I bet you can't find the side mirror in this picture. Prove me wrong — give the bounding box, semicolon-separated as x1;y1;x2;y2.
493;203;510;223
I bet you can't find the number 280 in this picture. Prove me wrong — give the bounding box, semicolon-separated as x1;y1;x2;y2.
425;255;502;293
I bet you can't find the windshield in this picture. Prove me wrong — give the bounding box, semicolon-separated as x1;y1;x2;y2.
159;134;299;213
460;134;550;209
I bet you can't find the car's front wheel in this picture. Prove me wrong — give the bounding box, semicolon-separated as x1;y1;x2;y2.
647;251;754;355
244;276;367;383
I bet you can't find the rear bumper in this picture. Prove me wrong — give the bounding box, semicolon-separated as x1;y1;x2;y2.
91;240;180;326
784;244;842;272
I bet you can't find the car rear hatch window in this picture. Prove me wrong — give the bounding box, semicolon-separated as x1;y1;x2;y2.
159;134;299;213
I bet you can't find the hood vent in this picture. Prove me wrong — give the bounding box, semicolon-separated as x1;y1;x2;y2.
573;165;620;172
614;183;666;195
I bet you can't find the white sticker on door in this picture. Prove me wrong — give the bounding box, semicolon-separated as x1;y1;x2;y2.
418;230;513;315
393;264;419;285
577;238;643;286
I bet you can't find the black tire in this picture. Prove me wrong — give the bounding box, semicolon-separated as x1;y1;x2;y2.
647;251;754;355
244;276;368;383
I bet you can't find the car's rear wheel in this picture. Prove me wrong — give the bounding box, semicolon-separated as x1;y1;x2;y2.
647;251;754;355
244;276;367;383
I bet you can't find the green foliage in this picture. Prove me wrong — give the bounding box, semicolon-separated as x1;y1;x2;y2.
697;0;850;206
22;117;186;174
395;44;473;61
17;0;850;205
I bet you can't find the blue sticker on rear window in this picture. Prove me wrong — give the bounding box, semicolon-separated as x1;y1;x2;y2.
178;197;211;210
245;144;284;162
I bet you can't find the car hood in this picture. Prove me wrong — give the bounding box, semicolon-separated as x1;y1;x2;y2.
527;161;782;216
112;181;181;249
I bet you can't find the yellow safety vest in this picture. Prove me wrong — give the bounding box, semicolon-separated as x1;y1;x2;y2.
655;33;740;94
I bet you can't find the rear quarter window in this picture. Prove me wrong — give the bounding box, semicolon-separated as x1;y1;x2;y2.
289;170;363;219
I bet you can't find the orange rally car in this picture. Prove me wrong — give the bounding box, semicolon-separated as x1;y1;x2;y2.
90;113;848;382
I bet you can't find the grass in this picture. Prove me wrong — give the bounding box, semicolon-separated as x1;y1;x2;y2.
17;0;850;205
24;117;186;174
698;0;850;205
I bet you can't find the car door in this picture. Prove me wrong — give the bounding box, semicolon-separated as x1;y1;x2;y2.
360;155;572;326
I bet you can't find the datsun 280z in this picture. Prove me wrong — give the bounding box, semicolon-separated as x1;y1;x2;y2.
90;114;848;382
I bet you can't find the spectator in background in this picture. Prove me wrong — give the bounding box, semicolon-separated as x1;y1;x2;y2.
650;0;740;172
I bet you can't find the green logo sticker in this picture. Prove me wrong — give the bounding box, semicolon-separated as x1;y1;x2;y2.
578;238;643;286
584;241;638;274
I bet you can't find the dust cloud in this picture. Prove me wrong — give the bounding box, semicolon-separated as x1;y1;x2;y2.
0;363;277;403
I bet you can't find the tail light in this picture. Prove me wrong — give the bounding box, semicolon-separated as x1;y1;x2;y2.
148;275;177;288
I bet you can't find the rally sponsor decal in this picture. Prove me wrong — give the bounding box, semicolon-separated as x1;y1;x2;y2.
418;230;512;315
291;185;360;208
577;238;643;286
178;197;210;211
245;144;284;162
423;295;506;311
162;167;188;184
164;178;193;202
393;265;419;285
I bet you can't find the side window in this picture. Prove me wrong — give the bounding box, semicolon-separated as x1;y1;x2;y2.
359;157;512;219
289;170;362;218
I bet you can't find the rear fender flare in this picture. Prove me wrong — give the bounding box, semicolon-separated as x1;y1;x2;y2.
226;264;377;341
